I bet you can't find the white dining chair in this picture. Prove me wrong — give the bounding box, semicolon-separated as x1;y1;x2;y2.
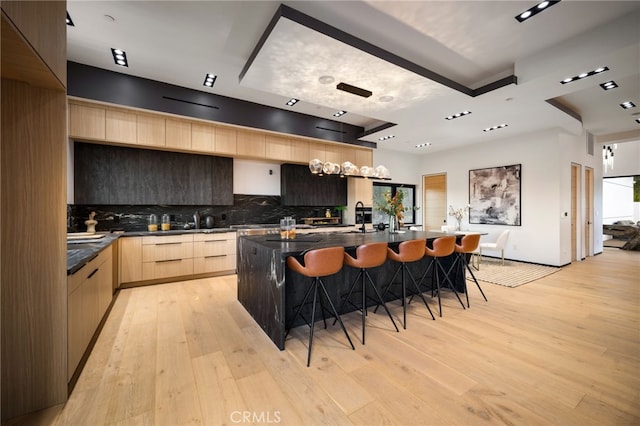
475;229;510;269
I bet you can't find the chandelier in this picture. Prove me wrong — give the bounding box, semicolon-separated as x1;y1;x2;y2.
602;144;617;173
308;159;391;180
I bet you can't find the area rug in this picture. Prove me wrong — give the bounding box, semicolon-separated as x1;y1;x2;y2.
471;256;561;287
603;238;627;248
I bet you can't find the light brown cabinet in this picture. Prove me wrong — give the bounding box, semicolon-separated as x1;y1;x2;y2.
119;236;142;284
69;103;106;141
215;126;237;155
237;130;265;157
193;232;236;274
67;245;113;380
191;122;216;153
141;234;194;281
166;119;191;150
67;99;373;166
265;135;291;161
105;108;137;144
137;114;165;147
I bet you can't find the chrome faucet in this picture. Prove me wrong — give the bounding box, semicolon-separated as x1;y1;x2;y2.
355;201;365;233
193;211;200;229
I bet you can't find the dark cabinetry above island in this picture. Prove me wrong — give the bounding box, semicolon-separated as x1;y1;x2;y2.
280;163;346;206
74;142;233;205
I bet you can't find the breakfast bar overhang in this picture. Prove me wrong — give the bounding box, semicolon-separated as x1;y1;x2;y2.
237;231;466;350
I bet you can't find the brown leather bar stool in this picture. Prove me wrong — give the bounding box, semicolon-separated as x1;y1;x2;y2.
378;239;435;328
450;233;487;307
286;247;355;366
337;242;399;345
419;235;465;317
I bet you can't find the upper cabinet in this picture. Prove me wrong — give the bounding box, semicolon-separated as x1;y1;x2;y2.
69;103;105;141
281;163;347;206
74;143;233;205
68;99;372;167
1;1;66;90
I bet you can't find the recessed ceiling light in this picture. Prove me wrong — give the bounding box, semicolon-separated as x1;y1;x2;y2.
286;98;299;106
111;48;128;67
515;0;561;22
202;73;217;88
620;101;636;109
560;66;609;84
415;142;432;148
66;11;74;26
379;95;394;103
445;110;471;120
600;81;618;90
378;135;395;141
483;124;508;132
318;75;334;84
333;110;346;117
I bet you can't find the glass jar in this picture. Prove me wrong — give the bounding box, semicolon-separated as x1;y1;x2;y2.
148;214;158;232
280;216;296;239
161;214;171;231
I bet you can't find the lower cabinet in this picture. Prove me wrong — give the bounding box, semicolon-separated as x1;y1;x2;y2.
193;232;236;274
68;245;113;381
142;234;194;280
118;231;237;286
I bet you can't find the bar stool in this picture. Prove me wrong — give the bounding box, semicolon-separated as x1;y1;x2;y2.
378;239;435;328
337;242;399;344
286;247;355;366
418;235;465;317
450;233;487;307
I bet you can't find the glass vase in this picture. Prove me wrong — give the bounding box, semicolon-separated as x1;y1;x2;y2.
388;215;398;233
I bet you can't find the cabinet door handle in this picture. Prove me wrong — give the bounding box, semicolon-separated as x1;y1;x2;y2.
204;254;226;259
88;268;99;279
156;242;182;246
204;240;224;243
156;258;182;263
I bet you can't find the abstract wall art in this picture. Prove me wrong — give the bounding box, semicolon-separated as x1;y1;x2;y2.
469;164;521;226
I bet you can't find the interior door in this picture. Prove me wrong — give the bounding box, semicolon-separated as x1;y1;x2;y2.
584;167;594;257
423;173;446;231
571;163;581;262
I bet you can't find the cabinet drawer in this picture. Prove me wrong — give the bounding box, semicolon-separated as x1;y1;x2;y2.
142;234;193;245
193;239;235;257
194;255;235;274
142;258;193;280
193;232;235;242
142;241;193;262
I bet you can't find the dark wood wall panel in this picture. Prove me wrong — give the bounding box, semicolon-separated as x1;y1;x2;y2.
74;143;233;205
281;163;346;206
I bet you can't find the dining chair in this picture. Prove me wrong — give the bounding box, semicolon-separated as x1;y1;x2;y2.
476;229;510;269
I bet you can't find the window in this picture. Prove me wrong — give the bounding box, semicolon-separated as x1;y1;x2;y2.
373;183;417;225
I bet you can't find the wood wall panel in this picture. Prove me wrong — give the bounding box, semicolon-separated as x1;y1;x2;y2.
1;1;66;88
1;79;67;420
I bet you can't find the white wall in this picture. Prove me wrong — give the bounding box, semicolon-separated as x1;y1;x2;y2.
602;140;640;178
233;159;281;195
381;128;598;266
603;177;636;224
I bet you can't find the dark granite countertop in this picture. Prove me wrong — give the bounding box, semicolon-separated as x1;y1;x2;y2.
67;228;236;275
240;230;445;256
67;233;120;275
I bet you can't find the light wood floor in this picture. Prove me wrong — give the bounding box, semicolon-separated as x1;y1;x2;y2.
39;249;640;425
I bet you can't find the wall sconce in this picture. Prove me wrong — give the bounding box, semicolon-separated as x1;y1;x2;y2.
603;144;617;172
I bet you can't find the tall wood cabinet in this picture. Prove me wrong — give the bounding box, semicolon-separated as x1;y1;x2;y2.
1;1;68;421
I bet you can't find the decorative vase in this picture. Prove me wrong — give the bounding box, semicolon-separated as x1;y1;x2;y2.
388;215;398;233
456;218;461;232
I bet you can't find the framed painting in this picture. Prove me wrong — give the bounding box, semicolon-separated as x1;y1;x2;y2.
469;164;521;226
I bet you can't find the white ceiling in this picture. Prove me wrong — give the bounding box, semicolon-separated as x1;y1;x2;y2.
66;1;640;154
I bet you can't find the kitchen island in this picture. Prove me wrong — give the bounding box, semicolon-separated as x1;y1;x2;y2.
237;230;465;350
